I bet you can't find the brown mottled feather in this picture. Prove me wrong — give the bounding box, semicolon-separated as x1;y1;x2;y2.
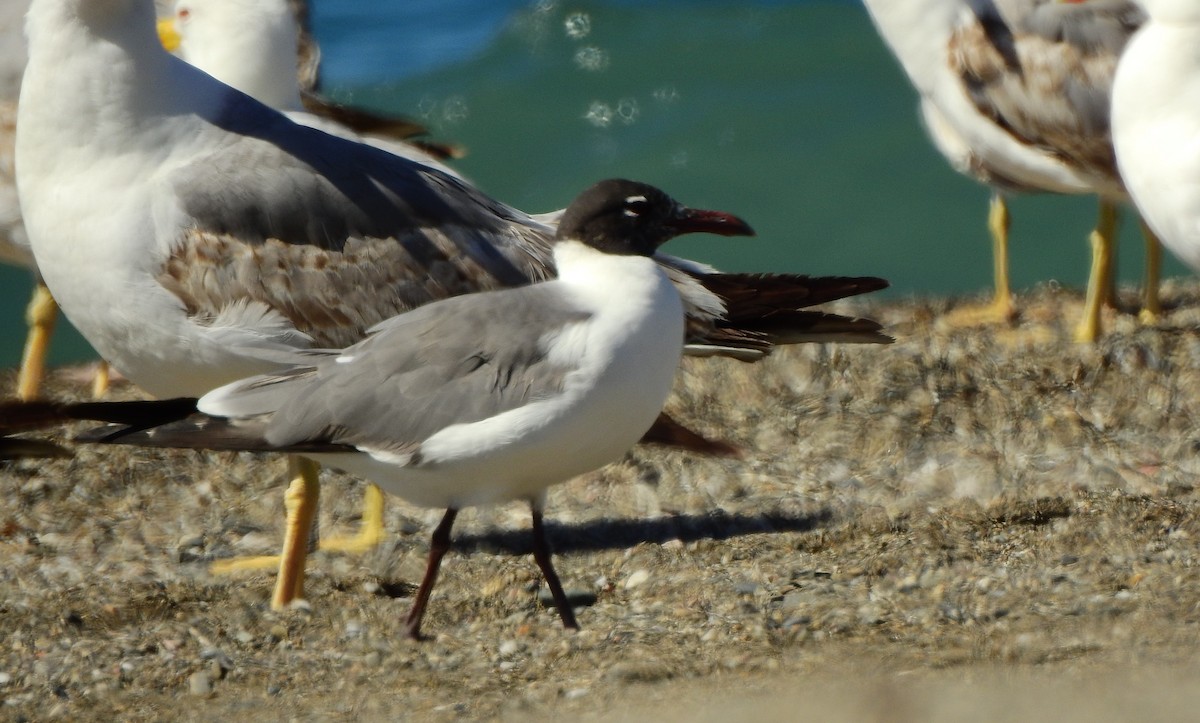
947;0;1142;192
159;228;556;349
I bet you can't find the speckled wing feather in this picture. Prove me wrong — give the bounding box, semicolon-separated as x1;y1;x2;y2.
159;101;557;348
948;0;1143;189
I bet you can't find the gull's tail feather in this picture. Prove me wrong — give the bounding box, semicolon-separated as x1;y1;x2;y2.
682;273;892;360
0;398;200;432
73;415;351;454
705;273;889;316
0;397;200;460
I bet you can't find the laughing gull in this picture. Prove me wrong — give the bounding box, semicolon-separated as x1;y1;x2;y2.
1111;0;1200;275
11;179;756;637
863;0;1159;340
17;0;888;611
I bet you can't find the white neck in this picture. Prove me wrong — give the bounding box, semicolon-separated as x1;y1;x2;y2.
177;0;303;111
21;0;226;152
553;240;660;293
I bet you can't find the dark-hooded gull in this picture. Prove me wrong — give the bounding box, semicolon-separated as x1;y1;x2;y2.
17;0;889;610
863;0;1159;340
5;179;757;638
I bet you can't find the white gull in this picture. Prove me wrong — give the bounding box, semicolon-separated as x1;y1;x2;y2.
863;0;1159;340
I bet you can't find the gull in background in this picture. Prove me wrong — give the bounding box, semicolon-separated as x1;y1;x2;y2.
0;0;67;402
0;0;460;405
157;0;463;165
1111;0;1200;279
17;0;889;610
863;0;1159;341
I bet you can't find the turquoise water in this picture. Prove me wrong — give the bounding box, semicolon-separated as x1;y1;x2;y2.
0;0;1185;368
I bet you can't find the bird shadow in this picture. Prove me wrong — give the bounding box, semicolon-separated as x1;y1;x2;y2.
451;508;834;557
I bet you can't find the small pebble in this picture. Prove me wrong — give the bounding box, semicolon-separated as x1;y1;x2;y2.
498;640;521;658
623;569;651;589
188;671;213;696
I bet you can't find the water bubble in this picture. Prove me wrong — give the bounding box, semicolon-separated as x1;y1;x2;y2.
670;150;690;168
616;98;640;125
441;96;469;124
574;46;610;72
652;86;680;104
564;12;591;39
584;101;614;128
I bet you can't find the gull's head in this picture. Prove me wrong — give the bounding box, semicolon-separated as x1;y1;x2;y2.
556;179;755;257
158;0;301;107
161;0;296;58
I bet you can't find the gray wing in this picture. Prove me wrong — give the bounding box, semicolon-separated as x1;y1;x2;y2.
201;283;591;460
158;90;556;347
949;0;1144;186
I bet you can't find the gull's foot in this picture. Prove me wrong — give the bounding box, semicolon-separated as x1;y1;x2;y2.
939;296;1017;330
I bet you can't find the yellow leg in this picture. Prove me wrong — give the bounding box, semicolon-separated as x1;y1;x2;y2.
1138;219;1162;325
317;483;387;553
942;194;1017;327
209;468;385;589
1074;200;1119;343
16;281;58;401
208;457;321;603
91;361;112;399
987;193;1015;319
272;456;321;608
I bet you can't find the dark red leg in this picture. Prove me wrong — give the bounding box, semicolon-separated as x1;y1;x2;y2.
530;506;579;630
404;508;458;640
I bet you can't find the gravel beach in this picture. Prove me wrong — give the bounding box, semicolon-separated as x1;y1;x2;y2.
2;283;1200;721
